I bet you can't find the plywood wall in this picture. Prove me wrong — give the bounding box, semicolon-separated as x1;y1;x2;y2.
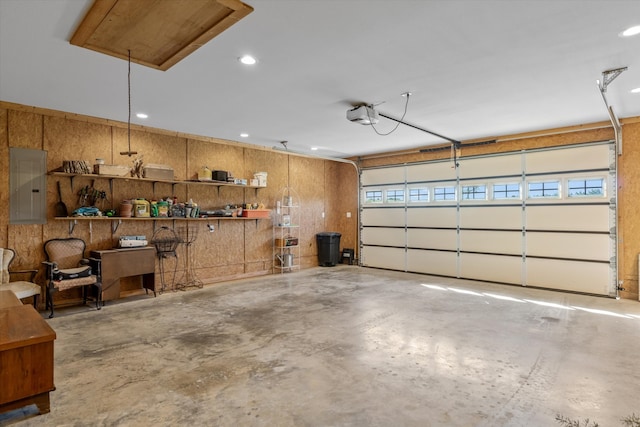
324;161;359;258
617;121;640;299
0;102;359;308
0;108;8;249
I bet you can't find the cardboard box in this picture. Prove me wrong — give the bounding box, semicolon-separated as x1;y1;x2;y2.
241;209;271;219
275;237;299;247
143;164;174;180
94;164;130;176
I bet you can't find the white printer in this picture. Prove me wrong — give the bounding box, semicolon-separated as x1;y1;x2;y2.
118;235;148;248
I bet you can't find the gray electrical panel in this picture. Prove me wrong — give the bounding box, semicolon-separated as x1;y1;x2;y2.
10;147;47;224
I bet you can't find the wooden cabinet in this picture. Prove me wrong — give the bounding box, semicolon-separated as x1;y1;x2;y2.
90;247;156;301
0;290;56;417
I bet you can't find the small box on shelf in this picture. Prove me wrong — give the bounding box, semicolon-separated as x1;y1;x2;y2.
275;237;299;247
242;209;271;219
94;164;131;176
143;164;174;180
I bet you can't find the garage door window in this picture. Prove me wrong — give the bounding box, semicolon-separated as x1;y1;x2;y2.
567;178;605;197
493;183;521;200
409;188;429;202
386;189;405;203
462;185;487;200
365;190;383;204
434;186;456;201
528;181;560;198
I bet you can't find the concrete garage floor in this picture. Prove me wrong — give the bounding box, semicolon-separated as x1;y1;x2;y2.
5;266;640;426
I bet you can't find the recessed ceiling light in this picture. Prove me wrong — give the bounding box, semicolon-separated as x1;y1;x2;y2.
136;113;148;119
240;133;249;138
310;147;319;151
620;25;640;37
239;55;257;65
631;88;640;94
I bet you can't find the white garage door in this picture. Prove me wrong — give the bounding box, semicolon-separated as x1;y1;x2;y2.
360;141;616;296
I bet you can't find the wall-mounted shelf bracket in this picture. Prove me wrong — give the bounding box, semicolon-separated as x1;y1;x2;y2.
112;219;122;233
68;219;77;235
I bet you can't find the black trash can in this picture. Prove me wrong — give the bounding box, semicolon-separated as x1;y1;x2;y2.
316;232;342;266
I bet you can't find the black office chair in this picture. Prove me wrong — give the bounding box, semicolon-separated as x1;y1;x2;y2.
43;238;102;318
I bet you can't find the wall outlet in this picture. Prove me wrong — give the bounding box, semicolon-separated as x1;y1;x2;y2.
322;212;325;218
346;212;351;218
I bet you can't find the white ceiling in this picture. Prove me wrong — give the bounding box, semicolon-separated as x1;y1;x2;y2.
1;0;639;158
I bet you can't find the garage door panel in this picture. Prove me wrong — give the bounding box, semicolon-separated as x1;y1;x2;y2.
460;206;521;229
407;207;457;227
460;253;521;285
407;229;457;251
525;144;609;173
362;208;405;226
526;258;609;295
362;246;405;270
526;205;609;231
407;249;457;276
362;168;404;186
406;162;456;182
459;154;522;179
460;230;521;255
361;227;405;247
526;232;609;261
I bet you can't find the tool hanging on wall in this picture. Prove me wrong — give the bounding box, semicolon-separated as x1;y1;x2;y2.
55;181;69;217
76;180;107;208
120;49;138;157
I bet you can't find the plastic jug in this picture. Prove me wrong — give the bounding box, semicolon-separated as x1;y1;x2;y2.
198;166;212;181
157;201;169;217
150;201;158;217
133;198;150;218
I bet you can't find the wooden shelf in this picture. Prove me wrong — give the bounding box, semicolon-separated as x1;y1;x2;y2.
50;172;268;234
53;215;264;234
53;216;260;221
49;171;267;190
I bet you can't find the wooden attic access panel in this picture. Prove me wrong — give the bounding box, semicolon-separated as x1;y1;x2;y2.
70;0;254;71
